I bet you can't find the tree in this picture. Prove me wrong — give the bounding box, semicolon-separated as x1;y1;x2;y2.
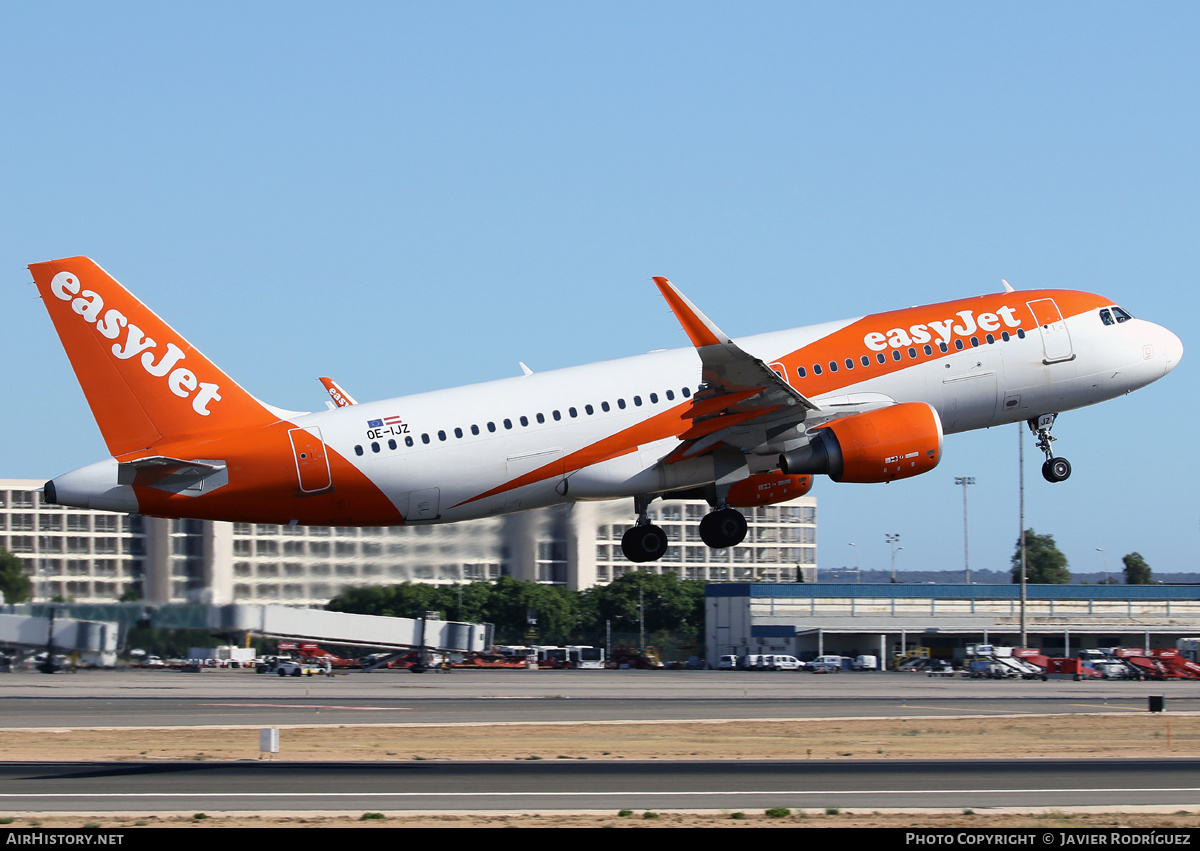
326;578;582;644
1011;529;1070;584
0;548;32;604
1122;552;1154;585
579;570;706;639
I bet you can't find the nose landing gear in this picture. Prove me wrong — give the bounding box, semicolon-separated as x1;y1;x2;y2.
1030;414;1071;483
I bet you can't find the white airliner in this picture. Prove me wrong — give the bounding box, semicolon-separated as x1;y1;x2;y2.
31;257;1181;564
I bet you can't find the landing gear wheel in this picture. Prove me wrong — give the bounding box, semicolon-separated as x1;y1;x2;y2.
621;524;668;563
699;508;748;549
1042;457;1071;483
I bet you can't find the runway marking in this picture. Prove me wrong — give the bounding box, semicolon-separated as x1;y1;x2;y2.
199;703;410;711
896;704;1034;714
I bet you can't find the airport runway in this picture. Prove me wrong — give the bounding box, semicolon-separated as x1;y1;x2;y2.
0;669;1196;728
2;669;1196;814
0;758;1196;813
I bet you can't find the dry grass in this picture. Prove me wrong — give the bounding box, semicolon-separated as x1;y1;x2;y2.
4;713;1196;763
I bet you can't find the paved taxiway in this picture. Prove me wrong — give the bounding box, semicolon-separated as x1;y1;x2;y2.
0;668;1197;727
1;759;1197;813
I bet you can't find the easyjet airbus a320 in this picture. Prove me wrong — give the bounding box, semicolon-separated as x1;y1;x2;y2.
31;258;1182;563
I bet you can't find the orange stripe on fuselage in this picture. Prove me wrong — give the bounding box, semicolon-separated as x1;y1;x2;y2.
451;402;697;509
775;290;1109;397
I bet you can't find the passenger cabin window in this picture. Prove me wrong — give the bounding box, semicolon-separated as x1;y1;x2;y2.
601;401;610;412
666;390;675;400
519;416;528;427
454;427;463;438
471;425;480;435
503;419;513;430
797;366;807;378
681;387;691;398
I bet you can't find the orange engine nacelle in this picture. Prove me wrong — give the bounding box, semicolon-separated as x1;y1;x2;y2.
725;472;813;508
778;402;943;483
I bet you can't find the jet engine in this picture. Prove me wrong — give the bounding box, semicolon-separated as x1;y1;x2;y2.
778;402;943;483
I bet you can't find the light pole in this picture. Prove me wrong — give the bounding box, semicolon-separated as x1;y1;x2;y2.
1096;548;1110;585
886;533;902;582
848;542;860;583
955;477;975;583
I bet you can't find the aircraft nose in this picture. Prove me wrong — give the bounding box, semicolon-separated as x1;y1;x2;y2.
1158;325;1184;375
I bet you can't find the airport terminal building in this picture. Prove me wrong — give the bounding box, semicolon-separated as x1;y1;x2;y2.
707;583;1200;664
0;479;817;604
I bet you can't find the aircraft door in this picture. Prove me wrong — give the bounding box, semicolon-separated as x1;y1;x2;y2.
406;488;440;520
288;427;332;493
1026;299;1075;364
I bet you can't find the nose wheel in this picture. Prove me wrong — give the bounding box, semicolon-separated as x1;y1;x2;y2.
1042;457;1072;483
1030;414;1071;483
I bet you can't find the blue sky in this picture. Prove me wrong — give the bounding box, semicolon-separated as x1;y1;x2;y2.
2;4;1195;580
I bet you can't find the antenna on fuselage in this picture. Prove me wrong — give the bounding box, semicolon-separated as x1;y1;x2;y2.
1001;279;1015;293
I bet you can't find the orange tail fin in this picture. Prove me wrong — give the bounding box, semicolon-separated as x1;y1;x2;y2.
29;257;277;457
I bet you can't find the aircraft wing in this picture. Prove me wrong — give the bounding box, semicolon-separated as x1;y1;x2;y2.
654;277;821;461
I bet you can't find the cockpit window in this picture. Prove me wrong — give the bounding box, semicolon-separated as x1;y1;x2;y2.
1100;308;1114;326
1113;307;1133;323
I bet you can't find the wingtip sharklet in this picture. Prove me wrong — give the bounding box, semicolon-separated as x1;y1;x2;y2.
653;276;730;348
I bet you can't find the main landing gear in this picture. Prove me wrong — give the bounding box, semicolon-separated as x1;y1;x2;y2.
698;507;748;549
1030;413;1071;483
619;495;749;563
